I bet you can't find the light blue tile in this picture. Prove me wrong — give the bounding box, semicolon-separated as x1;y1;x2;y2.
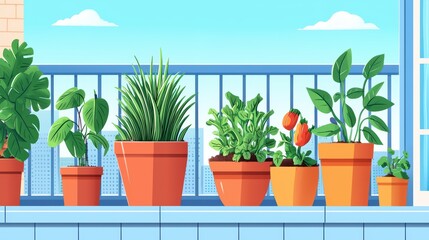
364;224;405;240
6;206;159;223
239;223;283;240
161;223;197;240
0;223;34;240
325;223;363;240
161;206;324;223
406;223;429;240
326;207;429;223
199;223;238;240
122;223;160;240
0;206;4;223
35;224;78;240
285;223;323;240
79;223;120;240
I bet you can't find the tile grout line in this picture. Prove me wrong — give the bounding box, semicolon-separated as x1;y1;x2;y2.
159;206;161;240
33;223;36;240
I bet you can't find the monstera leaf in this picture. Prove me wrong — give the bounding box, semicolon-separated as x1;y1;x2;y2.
56;87;85;110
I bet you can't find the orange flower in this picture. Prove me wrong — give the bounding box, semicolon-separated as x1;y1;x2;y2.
294;118;311;147
282;109;300;130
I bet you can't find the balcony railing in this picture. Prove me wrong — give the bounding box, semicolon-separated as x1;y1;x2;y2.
21;65;400;205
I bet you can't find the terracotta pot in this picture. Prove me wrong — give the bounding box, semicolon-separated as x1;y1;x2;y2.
0;158;24;206
209;161;271;206
377;177;408;206
270;165;319;206
114;141;188;206
61;167;103;206
319;143;374;206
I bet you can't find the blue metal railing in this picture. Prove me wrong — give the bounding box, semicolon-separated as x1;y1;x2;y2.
26;65;399;205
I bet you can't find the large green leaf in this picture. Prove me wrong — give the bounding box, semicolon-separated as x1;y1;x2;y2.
48;117;74;147
226;91;243;109
377;156;389;168
364;96;394;112
311;124;340;137
307;88;333;114
64;131;85;159
332;49;352;83
347;87;363;99
363;54;385;79
7;131;30;161
362;127;383;145
82;97;109;133
363;82;384;106
88;132;110;156
369;115;389;132
343;104;356;128
1;40;33;87
55;87;85;110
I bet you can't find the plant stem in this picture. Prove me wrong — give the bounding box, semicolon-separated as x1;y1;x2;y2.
339;81;349;142
354;109;366;142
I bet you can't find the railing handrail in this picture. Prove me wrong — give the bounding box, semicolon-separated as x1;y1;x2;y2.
37;65;400;75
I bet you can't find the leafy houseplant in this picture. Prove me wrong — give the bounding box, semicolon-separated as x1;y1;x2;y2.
48;88;109;206
270;110;319;206
0;39;50;205
207;92;278;206
306;49;394;206
377;148;410;206
114;54;195;206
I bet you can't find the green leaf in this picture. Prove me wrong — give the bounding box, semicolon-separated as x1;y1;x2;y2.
7;131;30;161
307;88;333;114
392;169;409;179
363;54;385;79
266;126;278;135
369;115;389;132
273;150;284;167
48;117;74;147
332;49;352;83
232;153;242;162
333;92;341;102
293;156;303;165
362;127;383;145
64;131;85;159
363;82;384;106
304;157;317;166
343;104;356;128
256;152;267;162
388;148;395;155
226;92;243;109
88;132;110;156
82;97;109;133
377;156;389;168
56;87;85;110
243;151;251;160
311;124;340;137
2;106;39;143
347;88;363;99
365;96;394;112
398;158;411;170
209;139;223;151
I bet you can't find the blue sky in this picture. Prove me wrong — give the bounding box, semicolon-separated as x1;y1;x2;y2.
25;0;399;64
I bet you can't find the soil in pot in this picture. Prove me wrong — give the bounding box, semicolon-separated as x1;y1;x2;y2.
377;176;408;206
209;154;272;206
61;166;103;206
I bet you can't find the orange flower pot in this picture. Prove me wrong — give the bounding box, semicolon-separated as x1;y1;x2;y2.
114;141;188;206
319;143;374;206
377;177;408;206
270;165;319;206
0;158;24;206
209;161;271;206
61;167;103;206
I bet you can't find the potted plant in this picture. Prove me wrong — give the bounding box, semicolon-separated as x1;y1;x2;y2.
376;148;410;206
114;55;195;206
271;109;319;206
207;92;278;206
307;49;394;206
48;88;109;206
0;39;50;205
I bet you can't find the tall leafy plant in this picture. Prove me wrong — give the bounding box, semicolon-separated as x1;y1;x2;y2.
115;55;195;141
0;39;50;161
307;49;394;144
207;92;279;162
48;89;109;166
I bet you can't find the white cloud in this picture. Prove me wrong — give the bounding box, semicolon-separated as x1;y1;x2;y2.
300;11;379;30
52;9;118;27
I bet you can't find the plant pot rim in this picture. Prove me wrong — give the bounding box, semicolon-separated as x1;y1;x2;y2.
60;166;103;176
270;165;319;168
318;142;374;145
114;140;187;143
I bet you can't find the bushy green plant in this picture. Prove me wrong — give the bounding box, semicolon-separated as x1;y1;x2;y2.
307;49;393;144
207;92;278;162
48;89;109;166
115;55;195;141
0;39;50;161
378;148;410;179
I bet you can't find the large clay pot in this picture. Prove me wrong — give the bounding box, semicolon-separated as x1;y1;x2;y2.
319;143;374;206
377;176;408;206
114;141;188;206
209;161;271;206
271;165;319;206
61;167;103;206
0;158;24;206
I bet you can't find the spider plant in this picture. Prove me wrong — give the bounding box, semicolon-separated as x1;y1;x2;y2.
115;54;195;141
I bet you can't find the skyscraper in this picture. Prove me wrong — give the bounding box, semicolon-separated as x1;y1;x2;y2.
182;128;203;195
